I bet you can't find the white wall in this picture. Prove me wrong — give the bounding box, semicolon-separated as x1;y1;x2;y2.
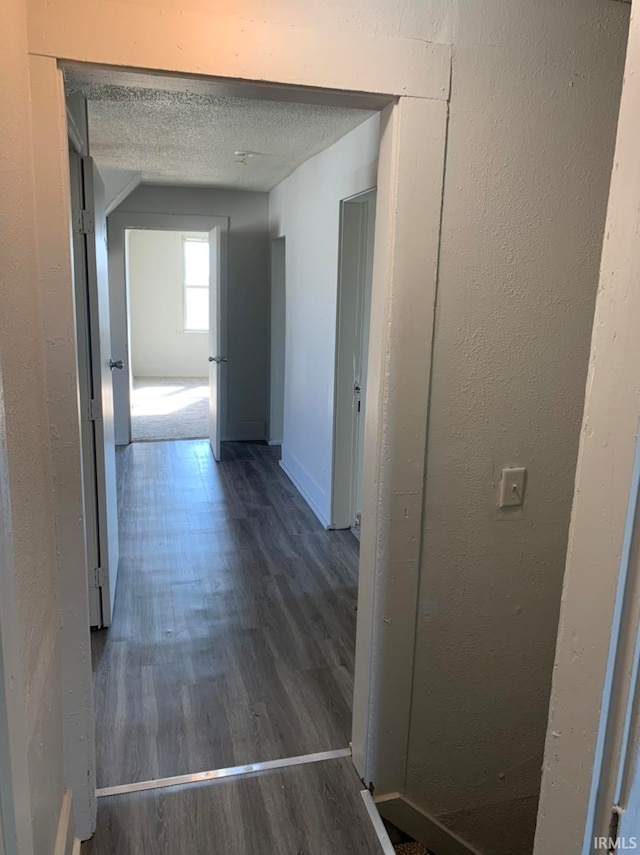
269;115;380;526
534;7;640;850
0;1;66;851
404;3;629;854
109;185;270;443
127;229;209;379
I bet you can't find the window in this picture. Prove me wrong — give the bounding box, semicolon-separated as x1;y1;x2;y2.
183;237;209;332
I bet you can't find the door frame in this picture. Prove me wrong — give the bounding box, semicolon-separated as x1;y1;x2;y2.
0;383;34;855
331;188;376;531
267;236;286;446
68;149;102;628
109;214;229;447
27;48;450;839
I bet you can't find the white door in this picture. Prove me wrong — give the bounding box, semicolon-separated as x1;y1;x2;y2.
332;189;376;530
79;155;120;627
208;225;227;461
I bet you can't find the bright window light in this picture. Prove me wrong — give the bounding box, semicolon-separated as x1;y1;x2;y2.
183;237;209;332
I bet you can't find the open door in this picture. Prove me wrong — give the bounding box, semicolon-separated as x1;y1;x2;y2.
331;189;376;530
70;152;120;627
207;225;227;461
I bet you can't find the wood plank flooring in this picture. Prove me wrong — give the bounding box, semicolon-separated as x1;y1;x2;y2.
82;757;384;855
92;440;359;788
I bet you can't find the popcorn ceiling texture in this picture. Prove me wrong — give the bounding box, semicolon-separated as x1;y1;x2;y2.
75;83;374;191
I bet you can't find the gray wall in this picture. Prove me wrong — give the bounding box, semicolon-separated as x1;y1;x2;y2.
0;0;66;851
109;184;270;444
404;2;629;853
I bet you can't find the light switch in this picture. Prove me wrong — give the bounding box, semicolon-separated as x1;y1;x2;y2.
499;467;526;508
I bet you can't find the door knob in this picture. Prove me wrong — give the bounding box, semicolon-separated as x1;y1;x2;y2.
208;356;228;363
109;359;124;370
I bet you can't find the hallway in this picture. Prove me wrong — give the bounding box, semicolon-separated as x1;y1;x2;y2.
92;440;359;789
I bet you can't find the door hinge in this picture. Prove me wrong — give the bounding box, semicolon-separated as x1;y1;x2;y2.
89;398;102;421
72;209;95;235
94;567;108;588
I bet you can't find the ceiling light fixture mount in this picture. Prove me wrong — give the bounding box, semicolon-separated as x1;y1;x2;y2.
234;150;260;165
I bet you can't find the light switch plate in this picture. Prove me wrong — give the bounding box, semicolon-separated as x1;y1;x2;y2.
499;467;526;508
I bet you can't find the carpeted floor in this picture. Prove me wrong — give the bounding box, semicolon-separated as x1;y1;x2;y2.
131;377;209;442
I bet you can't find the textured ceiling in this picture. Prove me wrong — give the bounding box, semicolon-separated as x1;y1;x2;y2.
73;81;376;192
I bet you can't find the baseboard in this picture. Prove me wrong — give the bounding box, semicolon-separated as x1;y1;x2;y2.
267;439;282;446
279;458;330;529
54;789;75;855
375;794;482;855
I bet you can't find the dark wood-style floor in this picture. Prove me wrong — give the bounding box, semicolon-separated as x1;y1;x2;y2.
82;758;384;855
92;440;359;788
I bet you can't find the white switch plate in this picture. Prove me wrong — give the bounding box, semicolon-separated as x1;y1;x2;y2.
499;467;526;508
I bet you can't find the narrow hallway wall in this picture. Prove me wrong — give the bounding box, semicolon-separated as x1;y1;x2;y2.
268;114;380;526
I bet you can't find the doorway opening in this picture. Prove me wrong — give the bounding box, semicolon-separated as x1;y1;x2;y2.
125;228;211;443
65;64;386;795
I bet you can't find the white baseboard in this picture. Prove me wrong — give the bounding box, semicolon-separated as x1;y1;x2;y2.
279;458;330;529
374;794;481;855
267;439;282;446
54;790;75;855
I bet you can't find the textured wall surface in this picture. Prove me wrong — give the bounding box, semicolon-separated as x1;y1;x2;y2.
127;229;210;378
405;1;629;852
268;114;379;525
0;0;66;851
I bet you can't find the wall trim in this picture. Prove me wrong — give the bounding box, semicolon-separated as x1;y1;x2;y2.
279;456;330;529
29;55;97;842
350;97;449;793
53;790;75;855
375;794;481;855
30;8;451;102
